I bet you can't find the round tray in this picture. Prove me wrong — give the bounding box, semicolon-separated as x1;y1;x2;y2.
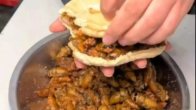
9;31;190;110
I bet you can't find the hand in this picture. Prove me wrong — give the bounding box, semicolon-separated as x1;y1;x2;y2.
101;0;194;45
50;18;151;77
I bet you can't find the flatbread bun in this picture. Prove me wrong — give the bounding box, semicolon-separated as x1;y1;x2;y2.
60;0;166;67
68;41;166;67
59;0;109;38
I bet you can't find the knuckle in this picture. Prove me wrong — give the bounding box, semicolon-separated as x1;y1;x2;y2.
122;5;138;17
145;18;160;30
122;1;142;17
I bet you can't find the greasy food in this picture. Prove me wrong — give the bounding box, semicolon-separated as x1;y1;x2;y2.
36;46;169;110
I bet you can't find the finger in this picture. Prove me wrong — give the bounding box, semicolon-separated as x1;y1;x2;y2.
49;18;66;32
100;0;125;20
101;67;115;77
140;1;183;45
165;41;172;51
74;59;86;69
133;59;148;69
118;0;176;46
103;0;152;45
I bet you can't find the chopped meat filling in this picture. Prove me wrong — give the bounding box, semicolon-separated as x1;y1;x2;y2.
36;46;169;110
71;35;164;59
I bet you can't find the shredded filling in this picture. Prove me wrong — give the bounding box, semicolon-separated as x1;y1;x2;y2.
71;35;164;60
62;13;164;60
36;46;169;110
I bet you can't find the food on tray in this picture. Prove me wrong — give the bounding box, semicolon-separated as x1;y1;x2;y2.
36;46;169;110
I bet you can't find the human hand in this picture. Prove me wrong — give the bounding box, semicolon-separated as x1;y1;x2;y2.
100;0;192;76
101;0;194;45
50;18;152;77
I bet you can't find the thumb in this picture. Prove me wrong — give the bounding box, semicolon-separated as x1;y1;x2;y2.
49;18;66;32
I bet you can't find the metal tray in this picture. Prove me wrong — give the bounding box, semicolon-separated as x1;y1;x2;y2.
9;31;190;110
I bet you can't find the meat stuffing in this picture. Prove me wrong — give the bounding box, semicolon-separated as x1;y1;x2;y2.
36;46;169;110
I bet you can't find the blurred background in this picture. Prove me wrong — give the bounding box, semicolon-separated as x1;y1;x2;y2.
0;0;195;33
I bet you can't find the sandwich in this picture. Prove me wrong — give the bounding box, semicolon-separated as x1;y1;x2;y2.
59;0;166;67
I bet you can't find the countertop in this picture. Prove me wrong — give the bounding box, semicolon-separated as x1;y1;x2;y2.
0;0;195;110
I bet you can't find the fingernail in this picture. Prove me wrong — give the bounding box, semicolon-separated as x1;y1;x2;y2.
101;67;114;77
138;62;147;69
104;73;113;77
134;59;147;69
103;36;113;45
74;60;86;69
49;19;66;32
138;64;146;69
